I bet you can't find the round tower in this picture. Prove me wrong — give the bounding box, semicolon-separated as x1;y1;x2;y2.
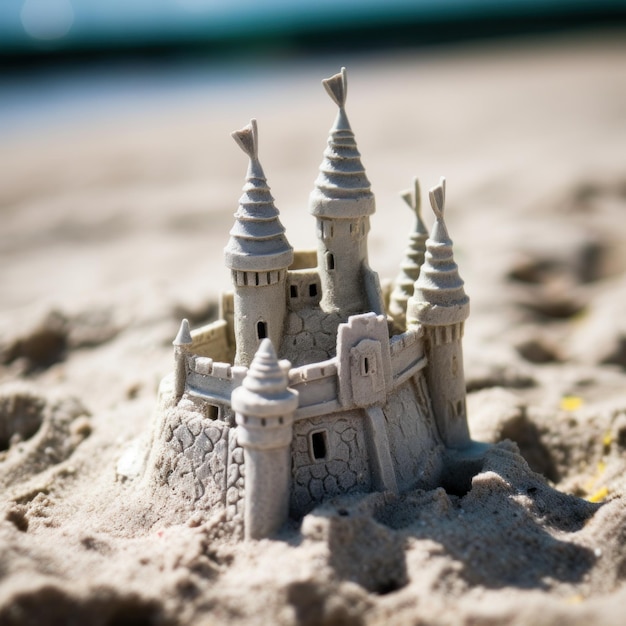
407;178;471;449
388;177;428;330
233;339;298;540
309;67;375;315
225;119;294;366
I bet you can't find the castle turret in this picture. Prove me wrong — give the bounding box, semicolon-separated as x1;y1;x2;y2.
225;119;294;366
407;178;470;449
173;318;192;400
309;67;377;315
389;178;428;330
233;339;298;540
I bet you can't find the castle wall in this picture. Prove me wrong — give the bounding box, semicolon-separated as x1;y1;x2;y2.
289;359;340;418
190;319;232;362
286;268;321;311
185;356;246;410
290;411;371;517
289;249;317;271
156;396;245;524
389;326;426;387
381;375;444;492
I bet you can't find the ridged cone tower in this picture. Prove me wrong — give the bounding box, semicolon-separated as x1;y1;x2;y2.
407;177;471;448
310;67;376;314
389;177;428;330
233;339;298;540
225;120;293;366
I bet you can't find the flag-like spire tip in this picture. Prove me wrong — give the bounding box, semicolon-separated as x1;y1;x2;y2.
401;177;422;215
402;177;427;235
322;67;347;108
231;118;258;160
429;176;446;220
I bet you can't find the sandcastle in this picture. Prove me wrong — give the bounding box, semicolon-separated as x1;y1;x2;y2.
147;68;483;540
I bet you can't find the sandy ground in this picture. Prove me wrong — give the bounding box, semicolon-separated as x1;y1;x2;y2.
1;30;626;625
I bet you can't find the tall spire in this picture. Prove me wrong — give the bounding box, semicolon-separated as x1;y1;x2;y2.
309;67;375;219
389;178;428;326
224;119;293;271
408;177;469;326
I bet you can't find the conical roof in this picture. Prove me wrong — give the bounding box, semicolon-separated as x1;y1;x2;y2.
389;178;428;319
172;318;192;346
309;68;375;219
231;339;299;417
225;119;294;272
408;178;469;327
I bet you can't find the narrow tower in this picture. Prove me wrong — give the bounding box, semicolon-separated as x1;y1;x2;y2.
225;119;294;366
172;318;192;400
233;339;298;540
388;178;428;330
407;178;470;449
309;67;376;315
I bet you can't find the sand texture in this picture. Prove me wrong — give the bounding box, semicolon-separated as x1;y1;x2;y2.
1;32;626;625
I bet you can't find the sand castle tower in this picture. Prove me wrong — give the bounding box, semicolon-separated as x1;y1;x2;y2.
225;120;294;366
407;178;470;449
309;67;376;316
233;339;298;540
172;318;192;400
389;178;428;330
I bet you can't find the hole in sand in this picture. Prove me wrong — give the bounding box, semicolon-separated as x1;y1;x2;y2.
0;391;45;452
106;599;160;626
441;458;485;497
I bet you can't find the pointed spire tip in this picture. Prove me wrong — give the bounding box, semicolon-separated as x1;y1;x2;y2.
173;318;192;346
231;118;258;160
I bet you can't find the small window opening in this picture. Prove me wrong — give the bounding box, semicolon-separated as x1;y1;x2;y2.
207;404;219;420
261;418;266;426
326;252;335;271
290;285;298;298
257;321;268;339
308;283;318;297
311;431;328;460
361;354;376;376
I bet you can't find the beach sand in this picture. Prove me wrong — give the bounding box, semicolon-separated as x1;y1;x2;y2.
1;31;626;625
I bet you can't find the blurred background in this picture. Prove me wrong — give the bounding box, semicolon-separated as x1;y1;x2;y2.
1;0;626;385
2;0;626;135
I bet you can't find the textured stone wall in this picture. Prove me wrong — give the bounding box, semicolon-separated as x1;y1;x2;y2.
157;396;244;523
280;308;344;367
382;374;445;492
290;411;370;517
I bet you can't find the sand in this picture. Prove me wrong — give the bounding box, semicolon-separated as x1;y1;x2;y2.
1;30;626;625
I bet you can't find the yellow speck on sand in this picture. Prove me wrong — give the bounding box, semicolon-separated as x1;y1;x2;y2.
603;431;612;448
588;486;610;503
566;594;584;605
560;396;584;411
